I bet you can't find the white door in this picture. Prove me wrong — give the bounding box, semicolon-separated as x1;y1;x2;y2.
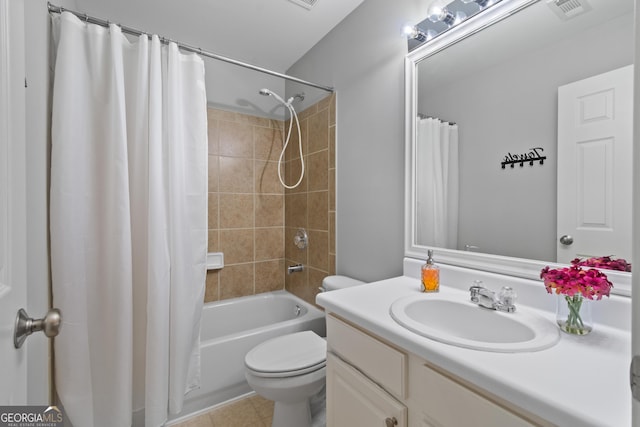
0;0;28;404
556;65;633;263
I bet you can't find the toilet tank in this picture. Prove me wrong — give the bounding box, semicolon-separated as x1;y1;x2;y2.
321;275;365;292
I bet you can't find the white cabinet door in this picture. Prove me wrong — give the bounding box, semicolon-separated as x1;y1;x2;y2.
415;364;536;427
556;65;633;263
0;0;28;404
327;352;407;427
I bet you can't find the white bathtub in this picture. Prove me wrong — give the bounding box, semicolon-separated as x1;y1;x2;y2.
169;290;326;422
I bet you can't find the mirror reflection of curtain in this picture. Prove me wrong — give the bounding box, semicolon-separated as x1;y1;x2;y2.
416;117;459;249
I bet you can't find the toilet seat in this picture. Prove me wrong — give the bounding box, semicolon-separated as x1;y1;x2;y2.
247;360;326;378
245;331;326;378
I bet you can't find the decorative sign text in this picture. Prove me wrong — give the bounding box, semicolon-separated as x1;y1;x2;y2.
501;147;546;169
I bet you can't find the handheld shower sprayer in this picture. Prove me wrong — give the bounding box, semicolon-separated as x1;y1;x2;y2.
259;88;288;106
259;88;305;106
259;88;304;189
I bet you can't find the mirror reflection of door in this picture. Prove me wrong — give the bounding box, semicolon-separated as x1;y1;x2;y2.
556;65;633;263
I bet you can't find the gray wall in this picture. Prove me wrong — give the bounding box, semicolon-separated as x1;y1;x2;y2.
420;12;634;262
287;0;426;282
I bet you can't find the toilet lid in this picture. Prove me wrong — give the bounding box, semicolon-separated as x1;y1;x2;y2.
245;331;326;377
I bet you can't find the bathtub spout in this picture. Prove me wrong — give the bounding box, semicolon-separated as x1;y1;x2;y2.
287;264;304;274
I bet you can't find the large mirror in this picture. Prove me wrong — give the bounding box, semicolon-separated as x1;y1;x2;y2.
405;0;633;295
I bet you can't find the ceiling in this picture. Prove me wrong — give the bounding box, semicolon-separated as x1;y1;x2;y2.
67;0;367;73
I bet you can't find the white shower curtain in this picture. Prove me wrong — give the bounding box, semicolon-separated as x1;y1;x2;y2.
416;117;459;249
50;12;207;427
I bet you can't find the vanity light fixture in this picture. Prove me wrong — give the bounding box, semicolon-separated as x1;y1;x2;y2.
405;0;503;51
461;0;498;8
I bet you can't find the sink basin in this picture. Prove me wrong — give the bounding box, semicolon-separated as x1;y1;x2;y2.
390;293;559;352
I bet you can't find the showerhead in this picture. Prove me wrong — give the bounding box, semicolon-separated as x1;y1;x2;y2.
259;88;305;189
258;88;287;105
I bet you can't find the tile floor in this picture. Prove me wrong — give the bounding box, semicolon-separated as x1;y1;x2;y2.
174;394;274;427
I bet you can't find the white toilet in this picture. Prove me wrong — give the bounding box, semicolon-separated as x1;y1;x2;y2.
319;275;364;292
244;275;364;427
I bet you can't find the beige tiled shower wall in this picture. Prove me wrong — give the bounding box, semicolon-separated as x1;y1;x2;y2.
205;93;336;306
284;94;336;306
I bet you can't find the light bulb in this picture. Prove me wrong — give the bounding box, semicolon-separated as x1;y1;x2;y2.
403;25;418;38
427;0;450;23
403;25;429;42
427;7;446;23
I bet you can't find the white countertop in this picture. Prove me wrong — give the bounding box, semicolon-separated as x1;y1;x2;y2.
316;262;631;427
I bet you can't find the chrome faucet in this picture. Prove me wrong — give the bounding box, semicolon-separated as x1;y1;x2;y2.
469;281;517;313
287;264;304;274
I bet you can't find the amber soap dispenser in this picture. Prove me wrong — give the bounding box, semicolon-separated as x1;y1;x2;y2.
421;250;440;292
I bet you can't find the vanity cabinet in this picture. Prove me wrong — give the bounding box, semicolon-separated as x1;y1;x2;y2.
325;314;543;427
412;363;537;427
327;353;407;427
326;314;408;427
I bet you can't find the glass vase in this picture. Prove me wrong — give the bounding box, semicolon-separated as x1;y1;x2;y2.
556;294;593;335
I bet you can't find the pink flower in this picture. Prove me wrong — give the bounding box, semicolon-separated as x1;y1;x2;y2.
573;256;631;272
540;263;613;300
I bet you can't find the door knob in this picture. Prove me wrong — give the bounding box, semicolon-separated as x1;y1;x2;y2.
385;417;398;427
559;235;574;245
14;308;62;349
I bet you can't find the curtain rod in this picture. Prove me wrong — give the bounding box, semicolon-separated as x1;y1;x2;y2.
417;113;456;126
47;2;335;93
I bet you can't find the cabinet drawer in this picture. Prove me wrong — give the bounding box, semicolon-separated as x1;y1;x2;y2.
326;314;407;398
417;364;536;427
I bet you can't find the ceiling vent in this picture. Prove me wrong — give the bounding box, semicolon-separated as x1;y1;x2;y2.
287;0;318;10
546;0;592;20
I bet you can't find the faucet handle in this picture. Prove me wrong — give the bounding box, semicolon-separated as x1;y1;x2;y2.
469;280;483;292
469;280;483;289
469;280;484;302
497;286;517;307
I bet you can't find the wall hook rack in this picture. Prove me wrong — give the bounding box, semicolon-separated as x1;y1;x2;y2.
501;147;546;169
